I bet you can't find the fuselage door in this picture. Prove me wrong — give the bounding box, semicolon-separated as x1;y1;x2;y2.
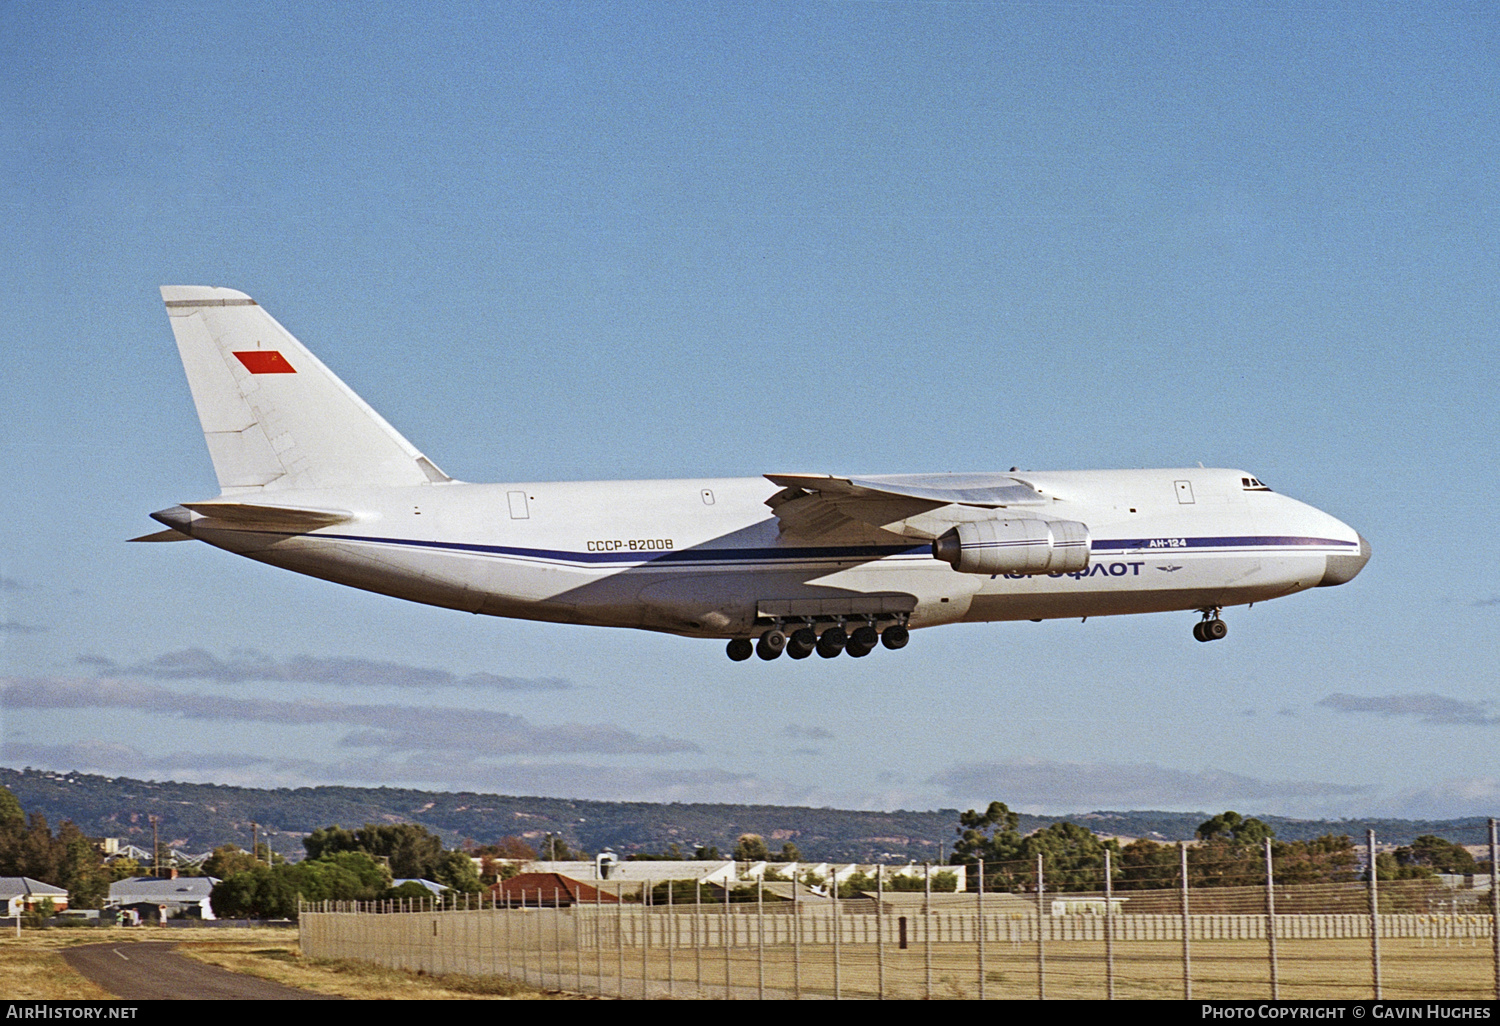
1175;480;1195;504
507;490;530;519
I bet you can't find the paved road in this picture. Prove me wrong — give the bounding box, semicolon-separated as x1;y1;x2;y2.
61;943;338;1001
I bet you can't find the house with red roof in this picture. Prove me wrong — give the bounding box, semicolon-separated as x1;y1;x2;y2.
490;872;621;907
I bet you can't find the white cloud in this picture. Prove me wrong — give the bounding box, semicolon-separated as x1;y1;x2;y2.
929;759;1370;815
1318;692;1499;726
79;648;570;691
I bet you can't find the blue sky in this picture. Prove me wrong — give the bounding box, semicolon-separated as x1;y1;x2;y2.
2;1;1496;826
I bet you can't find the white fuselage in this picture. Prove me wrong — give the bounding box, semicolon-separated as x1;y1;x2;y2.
170;467;1365;639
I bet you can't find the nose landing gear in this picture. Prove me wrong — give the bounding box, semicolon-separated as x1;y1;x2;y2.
1193;609;1228;642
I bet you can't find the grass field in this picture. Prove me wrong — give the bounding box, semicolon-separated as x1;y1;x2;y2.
0;927;562;1000
2;926;1491;1000
484;936;1498;999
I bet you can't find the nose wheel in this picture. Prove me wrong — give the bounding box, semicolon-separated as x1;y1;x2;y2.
1193;610;1227;643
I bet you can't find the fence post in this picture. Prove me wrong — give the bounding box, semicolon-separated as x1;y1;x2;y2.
923;861;934;1000
1490;818;1498;1000
1265;837;1279;1000
874;864;882;1001
667;876;675;999
1037;853;1046;1000
794;871;803;1000
977;858;986;1001
1368;829;1382;999
1105;847;1115;1000
757;873;765;1001
555;886;564;992
834;865;843;1000
1180;841;1191;1001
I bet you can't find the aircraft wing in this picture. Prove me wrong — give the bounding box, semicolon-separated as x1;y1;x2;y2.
764;472;1045;540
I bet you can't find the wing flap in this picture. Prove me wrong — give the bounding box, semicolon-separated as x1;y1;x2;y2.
765;472;1045;540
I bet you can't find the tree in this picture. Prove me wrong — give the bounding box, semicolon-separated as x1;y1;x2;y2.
1021;822;1114;893
55;822;111;909
536;833;579;861
650;879;715;904
732;834;769;861
1190;811;1278;888
0;788;24;829
1396;835;1477;875
1374;851;1434;882
1195;811;1274;846
434;850;483;893
1114;839;1179;891
774;842;801;863
203;844;260;880
210;850;389;919
1271;834;1358;885
950;801;1026;889
304;823;445;879
479;836;538;861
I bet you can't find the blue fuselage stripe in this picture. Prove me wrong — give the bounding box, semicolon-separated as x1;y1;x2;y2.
301;532;1351;568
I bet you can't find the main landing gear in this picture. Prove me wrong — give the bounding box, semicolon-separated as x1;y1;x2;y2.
1193;608;1228;643
726;619;910;662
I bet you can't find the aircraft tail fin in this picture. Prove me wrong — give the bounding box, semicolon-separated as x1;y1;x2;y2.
159;286;451;493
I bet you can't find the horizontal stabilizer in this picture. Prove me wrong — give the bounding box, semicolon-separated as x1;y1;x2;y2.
180;501;353;531
147;501;355;535
128;528;193;543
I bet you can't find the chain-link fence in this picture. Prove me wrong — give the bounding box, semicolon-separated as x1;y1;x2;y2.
299;827;1500;999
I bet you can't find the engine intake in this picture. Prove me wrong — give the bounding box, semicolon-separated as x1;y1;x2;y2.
932;519;1090;575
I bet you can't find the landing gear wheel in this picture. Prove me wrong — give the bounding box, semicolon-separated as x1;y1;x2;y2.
846;626;878;658
880;625;910;650
726;638;753;661
816;627;847;658
1193;616;1227;642
786;628;816;660
756;630;787;660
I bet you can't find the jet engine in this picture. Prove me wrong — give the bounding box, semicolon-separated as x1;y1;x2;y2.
932;518;1091;575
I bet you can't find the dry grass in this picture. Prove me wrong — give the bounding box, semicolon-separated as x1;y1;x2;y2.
179;937;564;999
613;937;1498;1000
0;930;115;999
0;925;238;999
0;926;565;1001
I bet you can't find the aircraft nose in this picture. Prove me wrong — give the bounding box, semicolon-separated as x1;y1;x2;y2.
1317;533;1371;587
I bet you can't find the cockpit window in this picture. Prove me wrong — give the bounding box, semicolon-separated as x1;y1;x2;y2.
1241;477;1271;491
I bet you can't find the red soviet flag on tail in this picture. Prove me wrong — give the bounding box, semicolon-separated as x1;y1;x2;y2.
233;350;297;374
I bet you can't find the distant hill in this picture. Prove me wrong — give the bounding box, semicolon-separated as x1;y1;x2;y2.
1;766;1490;861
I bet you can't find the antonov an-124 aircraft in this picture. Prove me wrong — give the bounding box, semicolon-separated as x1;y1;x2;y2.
138;286;1370;661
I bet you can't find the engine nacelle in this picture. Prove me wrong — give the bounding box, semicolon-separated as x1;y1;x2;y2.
932;518;1090;575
